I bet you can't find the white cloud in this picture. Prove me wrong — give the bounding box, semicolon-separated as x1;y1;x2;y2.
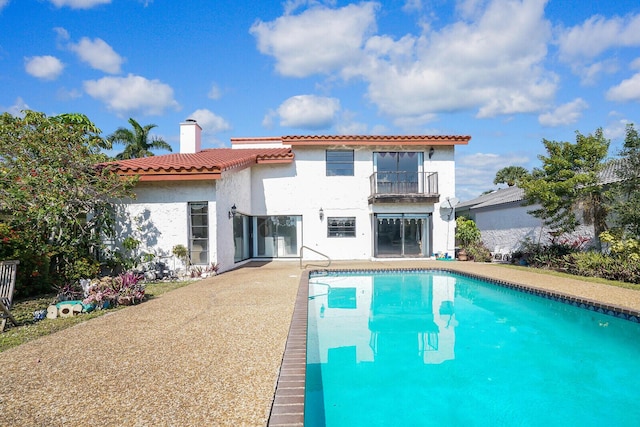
262;110;276;128
69;37;124;73
208;83;222;100
24;55;64;80
250;2;378;77
57;87;83;101
275;95;341;129
253;0;557;123
335;110;368;135
456;152;530;200
83;74;180;116
455;0;489;20
538;98;588;127
573;60;618;85
363;0;556;119
0;0;9;12
188;109;231;134
4;97;29;116
392;113;438;131
606;73;640;102
557;14;640;62
49;0;111;9
54;27;70;41
603;118;631;141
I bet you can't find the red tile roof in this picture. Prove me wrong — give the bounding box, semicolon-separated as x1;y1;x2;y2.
106;134;469;182
106;148;294;182
281;135;471;146
230;135;471;146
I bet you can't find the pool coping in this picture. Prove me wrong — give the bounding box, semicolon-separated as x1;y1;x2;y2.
267;267;640;426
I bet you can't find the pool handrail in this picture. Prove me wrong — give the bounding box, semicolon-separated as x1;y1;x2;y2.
299;245;331;269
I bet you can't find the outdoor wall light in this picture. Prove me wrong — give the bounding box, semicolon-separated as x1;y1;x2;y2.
319;207;324;221
429;147;435;159
228;204;237;219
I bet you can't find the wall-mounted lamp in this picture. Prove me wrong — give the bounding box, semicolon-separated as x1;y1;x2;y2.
429;147;435;159
319;207;324;221
228;204;237;219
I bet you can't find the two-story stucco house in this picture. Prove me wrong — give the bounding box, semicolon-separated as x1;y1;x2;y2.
107;120;470;273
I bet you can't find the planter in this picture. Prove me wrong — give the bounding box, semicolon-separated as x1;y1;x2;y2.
457;249;468;261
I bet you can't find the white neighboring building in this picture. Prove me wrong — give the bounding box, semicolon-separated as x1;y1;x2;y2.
455;187;552;255
107;120;470;273
456;160;623;256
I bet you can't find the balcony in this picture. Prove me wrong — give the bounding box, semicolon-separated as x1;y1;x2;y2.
368;171;439;204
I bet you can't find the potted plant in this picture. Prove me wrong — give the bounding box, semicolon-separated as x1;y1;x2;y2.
455;216;481;261
172;244;190;275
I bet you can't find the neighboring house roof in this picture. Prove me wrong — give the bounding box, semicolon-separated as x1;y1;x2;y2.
232;134;471;147
107;148;294;182
598;158;625;186
457;186;525;211
458;159;625;211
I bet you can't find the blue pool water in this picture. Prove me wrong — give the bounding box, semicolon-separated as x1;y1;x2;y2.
305;270;640;426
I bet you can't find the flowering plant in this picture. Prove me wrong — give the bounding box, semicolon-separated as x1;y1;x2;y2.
82;272;145;308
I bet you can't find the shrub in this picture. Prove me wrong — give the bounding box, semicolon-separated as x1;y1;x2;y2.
600;230;640;262
563;251;640;284
0;222;51;297
466;242;492;262
455;217;481;248
511;236;585;270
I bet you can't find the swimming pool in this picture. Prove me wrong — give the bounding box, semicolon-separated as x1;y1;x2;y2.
305;270;640;426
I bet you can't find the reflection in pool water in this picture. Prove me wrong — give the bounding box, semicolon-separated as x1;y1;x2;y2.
306;271;640;426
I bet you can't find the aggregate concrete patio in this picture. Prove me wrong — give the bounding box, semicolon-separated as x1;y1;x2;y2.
2;260;640;426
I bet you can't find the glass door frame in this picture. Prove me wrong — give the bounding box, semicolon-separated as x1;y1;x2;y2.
374;213;431;258
251;215;303;259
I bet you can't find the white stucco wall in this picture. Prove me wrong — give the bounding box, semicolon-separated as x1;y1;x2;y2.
249;145;458;260
426;146;457;257
215;168;252;272
112;180;216;272
473;203;596;254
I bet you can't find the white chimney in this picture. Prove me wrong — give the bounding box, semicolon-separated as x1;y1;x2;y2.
180;119;202;154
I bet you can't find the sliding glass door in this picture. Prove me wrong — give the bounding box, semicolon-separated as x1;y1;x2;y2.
375;214;430;257
374;152;424;194
254;215;302;258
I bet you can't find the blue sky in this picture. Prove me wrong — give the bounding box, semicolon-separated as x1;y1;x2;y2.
1;0;640;200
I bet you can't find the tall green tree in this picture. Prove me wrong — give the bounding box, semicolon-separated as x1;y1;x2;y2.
0;110;136;293
108;118;172;160
521;128;610;249
611;124;640;238
493;166;529;187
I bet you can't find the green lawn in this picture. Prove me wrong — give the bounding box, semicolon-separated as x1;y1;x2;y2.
0;280;193;353
496;263;640;291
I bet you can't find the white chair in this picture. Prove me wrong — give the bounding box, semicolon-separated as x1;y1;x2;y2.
0;260;20;331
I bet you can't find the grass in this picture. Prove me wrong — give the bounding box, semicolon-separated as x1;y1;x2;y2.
0;279;193;353
495;263;640;291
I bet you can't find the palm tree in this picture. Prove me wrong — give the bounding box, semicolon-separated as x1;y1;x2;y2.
109;118;172;160
493;166;529;187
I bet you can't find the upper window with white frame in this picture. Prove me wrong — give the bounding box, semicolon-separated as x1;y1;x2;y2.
327;217;356;237
326;150;354;176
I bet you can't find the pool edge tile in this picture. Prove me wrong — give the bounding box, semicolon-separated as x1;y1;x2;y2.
268;270;309;427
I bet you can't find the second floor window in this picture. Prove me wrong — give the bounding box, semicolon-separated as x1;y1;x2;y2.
326;150;354;176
